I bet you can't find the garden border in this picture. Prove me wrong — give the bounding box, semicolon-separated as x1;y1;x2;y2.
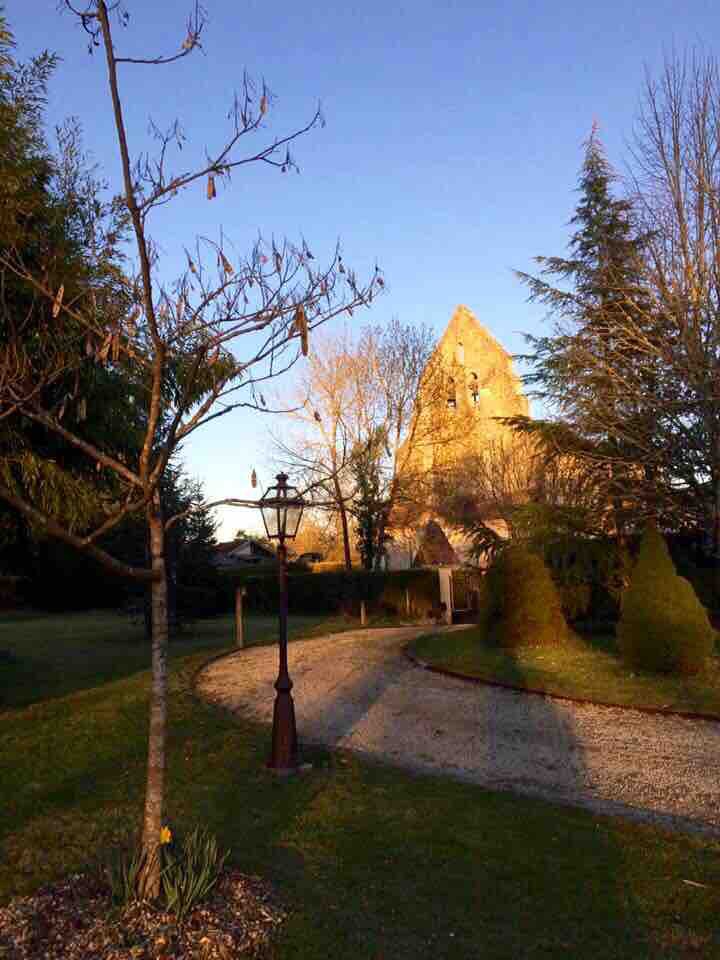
403;640;720;724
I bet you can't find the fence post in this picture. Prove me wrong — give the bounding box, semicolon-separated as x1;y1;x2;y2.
235;586;246;648
405;587;411;618
360;600;366;626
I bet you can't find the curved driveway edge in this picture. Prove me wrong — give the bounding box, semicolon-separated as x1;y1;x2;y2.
196;626;720;837
404;644;720;724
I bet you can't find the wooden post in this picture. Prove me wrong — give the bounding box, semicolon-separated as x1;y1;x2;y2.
360;600;366;626
405;587;411;618
235;586;246;648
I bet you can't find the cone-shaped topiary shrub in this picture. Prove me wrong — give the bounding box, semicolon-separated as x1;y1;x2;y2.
486;544;568;648
618;526;714;675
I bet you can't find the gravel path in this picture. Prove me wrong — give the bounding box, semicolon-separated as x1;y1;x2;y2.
197;626;720;836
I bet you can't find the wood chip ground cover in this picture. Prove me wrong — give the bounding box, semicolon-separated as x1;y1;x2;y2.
0;869;285;959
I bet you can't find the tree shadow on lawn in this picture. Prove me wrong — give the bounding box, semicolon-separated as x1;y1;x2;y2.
2;643;719;957
271;628;720;956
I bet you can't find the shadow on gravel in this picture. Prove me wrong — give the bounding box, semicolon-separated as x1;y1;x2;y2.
294;626;703;955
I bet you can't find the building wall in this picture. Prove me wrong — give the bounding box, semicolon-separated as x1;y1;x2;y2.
389;305;530;567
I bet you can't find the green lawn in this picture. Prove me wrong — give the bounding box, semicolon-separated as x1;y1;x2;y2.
412;627;720;718
1;612;720;958
0;610;357;710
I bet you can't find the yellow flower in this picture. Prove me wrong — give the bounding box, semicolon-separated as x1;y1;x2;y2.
159;826;172;845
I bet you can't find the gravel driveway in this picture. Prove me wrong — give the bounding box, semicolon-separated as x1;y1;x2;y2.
197;626;720;836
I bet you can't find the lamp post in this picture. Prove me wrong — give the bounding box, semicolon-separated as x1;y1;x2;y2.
259;473;305;772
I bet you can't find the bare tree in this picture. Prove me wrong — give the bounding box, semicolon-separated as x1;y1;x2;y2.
353;317;439;558
514;57;720;552
0;0;381;895
273;318;447;569
628;51;720;551
272;330;359;569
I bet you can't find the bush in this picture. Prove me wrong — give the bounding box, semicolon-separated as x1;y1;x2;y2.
486;545;568;648
216;567;440;618
557;582;592;622
618;526;714;675
543;536;631;623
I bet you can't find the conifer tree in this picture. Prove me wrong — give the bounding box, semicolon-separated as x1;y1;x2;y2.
618;526;714;675
514;128;658;536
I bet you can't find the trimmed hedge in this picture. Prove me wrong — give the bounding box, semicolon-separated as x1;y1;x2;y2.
486;545;568;648
618;526;714;675
215;567;441;618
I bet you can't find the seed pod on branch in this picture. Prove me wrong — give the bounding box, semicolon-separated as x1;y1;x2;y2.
274;251;282;274
127;306;140;336
251;469;258;488
219;253;234;276
293;304;309;356
207;174;216;200
52;284;64;318
260;94;268;115
98;333;112;364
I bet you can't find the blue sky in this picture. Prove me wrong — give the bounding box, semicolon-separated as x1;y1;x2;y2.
13;0;719;539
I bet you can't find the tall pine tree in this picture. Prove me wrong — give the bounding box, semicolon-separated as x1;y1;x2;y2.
514;127;658;539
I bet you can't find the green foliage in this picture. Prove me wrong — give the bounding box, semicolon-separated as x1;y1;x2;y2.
486;545;568;648
618;527;714;675
543;536;632;623
160;827;229;922
349;428;391;571
217;567;440;618
97;839;148;908
95;827;229;921
516;128;656;532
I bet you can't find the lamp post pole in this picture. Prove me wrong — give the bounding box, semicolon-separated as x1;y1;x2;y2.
269;535;299;770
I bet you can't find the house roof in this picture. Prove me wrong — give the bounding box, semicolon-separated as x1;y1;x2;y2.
214;537;275;556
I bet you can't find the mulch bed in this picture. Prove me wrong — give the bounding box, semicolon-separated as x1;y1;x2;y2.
0;869;286;959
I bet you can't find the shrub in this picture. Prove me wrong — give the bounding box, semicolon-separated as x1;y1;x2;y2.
557;582;592;622
618;526;714;675
216;567;440;618
543;536;631;623
486;545;568;648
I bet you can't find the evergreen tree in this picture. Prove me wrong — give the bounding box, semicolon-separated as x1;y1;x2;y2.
514;128;658;537
618;526;714;675
349;429;391;570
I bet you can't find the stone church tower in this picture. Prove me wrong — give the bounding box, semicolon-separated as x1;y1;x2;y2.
388;305;529;568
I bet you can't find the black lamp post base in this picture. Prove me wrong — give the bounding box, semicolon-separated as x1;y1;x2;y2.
267;689;300;772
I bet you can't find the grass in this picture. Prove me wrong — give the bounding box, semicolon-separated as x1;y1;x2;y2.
412;626;720;718
0;610;369;710
0;611;719;957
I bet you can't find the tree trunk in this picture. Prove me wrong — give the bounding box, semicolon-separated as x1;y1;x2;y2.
713;463;720;603
333;475;352;571
138;491;168;899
